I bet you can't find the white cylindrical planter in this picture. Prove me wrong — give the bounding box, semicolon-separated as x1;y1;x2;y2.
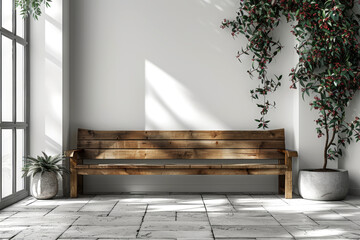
298;169;349;201
30;171;58;200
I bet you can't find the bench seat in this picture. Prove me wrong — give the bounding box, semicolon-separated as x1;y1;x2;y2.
75;164;287;169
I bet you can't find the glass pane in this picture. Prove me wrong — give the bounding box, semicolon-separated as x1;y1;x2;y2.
2;0;13;31
16;43;25;122
16;10;24;38
16;129;24;191
2;36;13;122
2;129;13;198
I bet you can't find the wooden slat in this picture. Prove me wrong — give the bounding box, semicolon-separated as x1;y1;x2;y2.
77;168;286;176
75;164;286;169
80;149;285;160
77;139;285;149
221;164;286;169
78;128;285;140
190;164;222;169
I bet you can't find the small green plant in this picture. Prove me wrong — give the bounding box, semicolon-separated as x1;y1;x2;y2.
22;152;69;177
15;0;52;19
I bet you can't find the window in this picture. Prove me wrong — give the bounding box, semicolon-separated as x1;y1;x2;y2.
1;0;28;206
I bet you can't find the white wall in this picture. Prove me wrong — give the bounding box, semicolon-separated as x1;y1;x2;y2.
69;0;299;193
27;0;360;195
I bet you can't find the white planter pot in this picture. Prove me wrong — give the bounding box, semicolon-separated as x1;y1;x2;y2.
30;171;58;200
298;169;349;201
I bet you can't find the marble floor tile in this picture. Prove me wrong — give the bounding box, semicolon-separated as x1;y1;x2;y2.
304;211;348;221
10;211;49;217
138;230;213;239
143;211;176;221
205;204;235;212
212;225;292;238
147;204;206;212
109;203;148;215
51;204;86;212
0;216;77;226
13;225;69;240
0;211;16;219
2;194;360;239
272;213;317;225
176;212;208;222
73;216;142;226
140;221;211;231
316;220;360;227
208;212;279;226
284;224;360;239
61;225;138;238
79;202;117;212
333;208;360;221
0;226;26;239
46;211;109;217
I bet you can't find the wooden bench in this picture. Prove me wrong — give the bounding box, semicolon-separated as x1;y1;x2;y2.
67;128;297;198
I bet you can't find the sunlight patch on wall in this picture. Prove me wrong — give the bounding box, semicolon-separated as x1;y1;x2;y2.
44;4;63;155
145;60;225;130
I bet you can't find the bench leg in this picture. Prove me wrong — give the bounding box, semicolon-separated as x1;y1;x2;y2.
278;175;285;194
70;169;78;198
278;160;285;194
78;175;83;195
285;157;292;199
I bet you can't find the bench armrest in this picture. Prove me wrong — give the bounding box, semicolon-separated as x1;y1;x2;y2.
278;149;298;158
66;149;83;158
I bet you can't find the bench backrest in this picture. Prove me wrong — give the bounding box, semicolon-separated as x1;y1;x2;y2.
76;128;285;160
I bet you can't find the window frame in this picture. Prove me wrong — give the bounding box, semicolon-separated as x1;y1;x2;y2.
0;0;29;208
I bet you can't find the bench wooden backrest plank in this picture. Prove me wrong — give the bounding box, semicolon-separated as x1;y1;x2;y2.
77;128;285;160
78;129;285;140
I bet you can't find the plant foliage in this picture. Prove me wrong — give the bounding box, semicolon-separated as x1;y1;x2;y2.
22;152;69;178
223;0;360;169
15;0;52;19
221;0;284;129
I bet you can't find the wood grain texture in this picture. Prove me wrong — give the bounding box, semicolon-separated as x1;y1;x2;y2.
76;168;286;176
78;128;285;140
80;149;285;160
285;154;293;199
74;163;287;169
77;139;285;149
69;152;79;198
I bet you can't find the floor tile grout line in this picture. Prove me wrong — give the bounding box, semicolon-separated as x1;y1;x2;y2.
225;194;237;212
201;194;216;240
329;208;353;223
0;211;18;222
43;205;59;216
135;203;148;238
106;200;120;217
24;197;37;206
77;195;95;212
56;216;81;240
262;204;296;239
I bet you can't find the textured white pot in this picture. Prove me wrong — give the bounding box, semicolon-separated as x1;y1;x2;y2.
298;169;349;201
30;171;58;200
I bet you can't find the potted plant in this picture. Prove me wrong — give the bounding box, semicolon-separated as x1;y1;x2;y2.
223;0;360;200
23;152;69;199
287;0;360;200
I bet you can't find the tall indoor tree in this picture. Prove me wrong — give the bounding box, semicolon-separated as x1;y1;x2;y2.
223;0;360;171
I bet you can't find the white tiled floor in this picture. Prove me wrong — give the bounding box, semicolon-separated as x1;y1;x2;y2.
1;194;360;239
